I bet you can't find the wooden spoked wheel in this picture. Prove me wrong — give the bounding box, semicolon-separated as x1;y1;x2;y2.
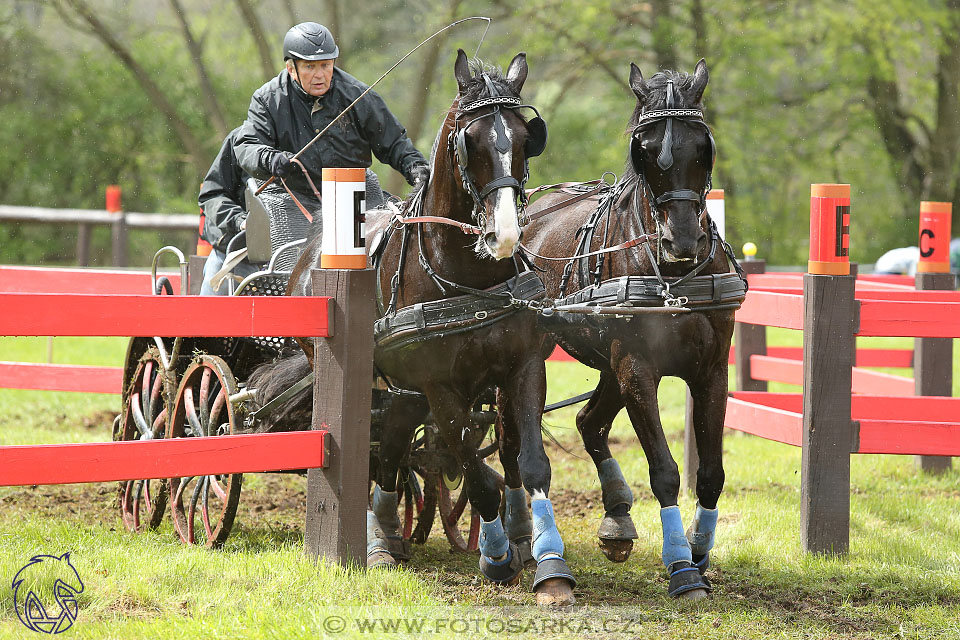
117;348;173;532
167;355;243;549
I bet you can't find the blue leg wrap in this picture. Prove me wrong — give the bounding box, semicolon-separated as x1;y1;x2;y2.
479;516;510;560
598;458;633;511
660;505;692;570
532;498;564;561
686;502;718;557
366;510;390;556
504;487;532;540
372;486;401;538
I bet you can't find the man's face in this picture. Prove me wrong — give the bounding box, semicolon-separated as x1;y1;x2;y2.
288;59;335;97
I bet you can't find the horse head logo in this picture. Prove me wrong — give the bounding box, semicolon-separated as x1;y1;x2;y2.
12;553;84;634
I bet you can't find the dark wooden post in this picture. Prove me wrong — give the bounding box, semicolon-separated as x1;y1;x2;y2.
801;273;856;554
76;223;91;266
734;259;767;392
106;185;127;268
913;271;955;474
801;183;855;555
305;267;375;568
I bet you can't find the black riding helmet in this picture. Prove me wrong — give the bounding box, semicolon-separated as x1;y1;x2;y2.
283;22;339;61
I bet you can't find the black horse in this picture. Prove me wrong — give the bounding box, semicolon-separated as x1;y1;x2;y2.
520;59;746;599
252;50;576;606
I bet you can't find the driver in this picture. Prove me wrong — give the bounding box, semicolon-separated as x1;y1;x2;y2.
234;22;428;268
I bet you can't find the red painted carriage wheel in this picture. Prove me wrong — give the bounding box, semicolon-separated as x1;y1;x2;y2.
167;355;243;549
117;348;173;533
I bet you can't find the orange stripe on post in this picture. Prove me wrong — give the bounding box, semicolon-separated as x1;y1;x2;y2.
706;189;725;200
808;183;851;275
917;201;952;274
320;254;368;269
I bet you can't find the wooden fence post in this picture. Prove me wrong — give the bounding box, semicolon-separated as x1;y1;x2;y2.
305;267;375;568
801;184;855;555
913;201;954;474
106;185;127;268
913;274;955;474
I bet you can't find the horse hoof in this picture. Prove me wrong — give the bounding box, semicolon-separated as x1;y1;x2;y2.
597;537;633;563
667;561;712;598
535;577;576;607
677;587;709;601
387;536;412;563
479;542;524;585
514;537;535;568
367;550;397;570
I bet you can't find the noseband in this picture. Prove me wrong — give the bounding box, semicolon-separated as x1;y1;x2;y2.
448;75;547;225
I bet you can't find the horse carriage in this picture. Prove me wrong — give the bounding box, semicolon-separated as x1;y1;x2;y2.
114;239;501;552
115;48;747;606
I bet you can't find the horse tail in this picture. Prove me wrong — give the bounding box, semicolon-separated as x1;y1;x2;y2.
246;352;314;433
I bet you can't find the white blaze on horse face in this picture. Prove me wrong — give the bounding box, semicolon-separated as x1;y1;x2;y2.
484;125;520;259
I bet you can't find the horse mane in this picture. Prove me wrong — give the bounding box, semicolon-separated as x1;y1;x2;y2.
621;69;706;192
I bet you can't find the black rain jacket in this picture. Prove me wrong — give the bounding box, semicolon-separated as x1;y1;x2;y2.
199;127;247;252
234;68;426;194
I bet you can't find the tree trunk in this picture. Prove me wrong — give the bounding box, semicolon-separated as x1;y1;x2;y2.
322;0;345;69
928;0;960;230
234;0;276;81
168;0;229;140
405;0;464;152
651;0;678;71
283;0;299;26
58;0;206;178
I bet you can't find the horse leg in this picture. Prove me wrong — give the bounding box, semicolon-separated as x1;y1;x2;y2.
371;394;429;564
427;388;523;586
497;391;534;566
503;357;576;606
617;356;709;600
576;371;637;562
684;366;728;579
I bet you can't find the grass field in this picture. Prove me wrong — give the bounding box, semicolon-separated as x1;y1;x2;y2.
1;334;958;639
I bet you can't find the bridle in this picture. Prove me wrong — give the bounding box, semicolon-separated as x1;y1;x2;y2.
630;80;716;261
448;74;547;226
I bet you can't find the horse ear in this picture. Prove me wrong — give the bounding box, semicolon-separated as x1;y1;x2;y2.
690;58;709;104
629;63;648;102
505;52;528;93
454;48;471;94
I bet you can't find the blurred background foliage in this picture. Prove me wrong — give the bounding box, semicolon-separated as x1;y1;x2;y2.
0;0;958;266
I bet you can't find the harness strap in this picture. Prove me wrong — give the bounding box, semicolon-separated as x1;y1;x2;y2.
479;175;522;200
396;214;482;235
520;233;656;262
525;184;607;223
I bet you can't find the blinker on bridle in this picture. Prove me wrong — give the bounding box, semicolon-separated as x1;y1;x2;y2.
449;74;548;223
630;79;716;215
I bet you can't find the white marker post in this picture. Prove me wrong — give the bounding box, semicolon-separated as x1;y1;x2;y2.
706;189;725;240
321;168;368;269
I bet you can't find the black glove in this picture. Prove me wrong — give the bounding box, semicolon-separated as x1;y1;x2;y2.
268;151;297;179
407;163;430;187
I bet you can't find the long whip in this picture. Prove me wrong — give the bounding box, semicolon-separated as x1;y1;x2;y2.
255;16;492;195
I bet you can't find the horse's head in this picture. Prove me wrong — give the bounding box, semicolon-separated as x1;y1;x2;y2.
627;59;715;262
448;49;547;260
